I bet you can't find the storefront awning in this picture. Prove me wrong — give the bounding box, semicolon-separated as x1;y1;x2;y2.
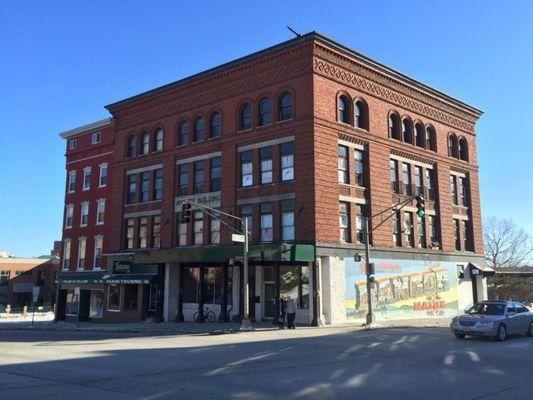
102;274;157;285
468;263;495;276
56;272;105;285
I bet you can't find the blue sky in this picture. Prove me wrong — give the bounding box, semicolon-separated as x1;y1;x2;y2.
1;0;532;257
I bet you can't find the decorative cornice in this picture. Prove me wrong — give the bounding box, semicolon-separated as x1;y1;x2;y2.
338;132;367;147
313;45;477;133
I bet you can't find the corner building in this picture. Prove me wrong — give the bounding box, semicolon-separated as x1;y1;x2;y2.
58;32;489;325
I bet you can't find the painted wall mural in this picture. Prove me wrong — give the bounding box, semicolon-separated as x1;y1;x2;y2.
345;258;459;321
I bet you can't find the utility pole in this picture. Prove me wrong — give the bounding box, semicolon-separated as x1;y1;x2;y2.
240;218;253;330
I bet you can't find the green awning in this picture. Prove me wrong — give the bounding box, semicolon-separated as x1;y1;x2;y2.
103;274;157;285
56;272;105;285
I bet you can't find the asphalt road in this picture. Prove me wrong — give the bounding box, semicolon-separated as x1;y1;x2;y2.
0;326;531;399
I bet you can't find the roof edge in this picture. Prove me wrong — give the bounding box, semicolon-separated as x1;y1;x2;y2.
59;117;114;139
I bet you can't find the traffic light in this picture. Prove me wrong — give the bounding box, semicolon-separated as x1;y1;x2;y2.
181;202;192;223
415;196;425;217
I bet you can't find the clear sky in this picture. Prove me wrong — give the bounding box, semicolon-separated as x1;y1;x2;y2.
1;0;532;257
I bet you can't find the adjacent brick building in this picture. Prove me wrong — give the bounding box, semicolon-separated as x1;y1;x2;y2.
57;32;489;324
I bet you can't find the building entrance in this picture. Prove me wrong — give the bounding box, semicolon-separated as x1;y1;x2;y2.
263;282;277;319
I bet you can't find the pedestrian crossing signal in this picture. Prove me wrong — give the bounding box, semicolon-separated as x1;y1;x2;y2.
181;202;192;223
416;196;425;217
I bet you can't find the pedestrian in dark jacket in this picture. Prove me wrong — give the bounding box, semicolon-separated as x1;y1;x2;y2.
278;296;287;329
286;296;297;329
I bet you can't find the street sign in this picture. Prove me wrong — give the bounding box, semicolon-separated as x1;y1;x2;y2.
232;233;245;243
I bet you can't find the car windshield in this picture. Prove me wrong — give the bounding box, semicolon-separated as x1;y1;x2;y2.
466;303;505;316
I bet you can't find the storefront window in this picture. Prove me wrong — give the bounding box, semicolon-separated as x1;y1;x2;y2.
124;285;138;310
66;289;79;315
89;290;103;318
183;267;200;303
108;285;120;311
203;267;232;305
280;266;310;309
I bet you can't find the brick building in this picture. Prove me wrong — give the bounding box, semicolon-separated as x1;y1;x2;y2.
57;32;489;324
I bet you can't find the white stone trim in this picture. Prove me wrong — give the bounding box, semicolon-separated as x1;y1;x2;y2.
453;214;469;221
176;152;221;165
123;209;162;219
450;170;467;178
236;192;295;206
237;136;294;152
66;151;114;166
338;139;364;150
339;195;366;204
126;164;163;175
390;154;433;169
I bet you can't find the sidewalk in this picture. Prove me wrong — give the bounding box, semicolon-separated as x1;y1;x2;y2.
0;317;451;335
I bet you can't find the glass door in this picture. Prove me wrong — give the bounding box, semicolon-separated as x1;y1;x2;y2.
264;282;277;318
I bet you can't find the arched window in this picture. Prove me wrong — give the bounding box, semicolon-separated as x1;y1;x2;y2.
258;98;272;126
414;123;425;148
127;135;136;157
278;92;292;121
154;128;163;152
209;112;221;138
338;95;350;124
193;117;204;142
178;121;189;145
448;133;458;157
425;126;436;151
459;138;468;161
402;118;413;144
389;113;401;140
141;132;149;155
239;103;252;131
354;99;369;130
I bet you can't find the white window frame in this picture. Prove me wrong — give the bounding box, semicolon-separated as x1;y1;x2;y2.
68;170;76;193
93;235;103;270
80;201;89;227
98;163;108;187
91;131;101;145
65;204;74;228
62;238;71;270
69;138;77;150
96;199;105;225
77;237;86;270
83;167;91;190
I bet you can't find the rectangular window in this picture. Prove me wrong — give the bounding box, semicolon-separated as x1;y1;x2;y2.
450;175;458;205
260;147;273;184
355;204;364;243
96;199;105;225
241;151;253;187
83;168;91;190
127;174;137;204
281;200;295;241
462;220;469;251
210;157;221;191
404;212;413;247
99;164;107;187
428;215;437;245
91;132;101;144
138;217;148;248
183;267;200;303
77;238;86;270
280;142;294;181
210;213;220;244
193;161;204;194
108;285;120;311
93;236;103;269
354;149;364;187
65;204;73;228
339;202;350;242
392;211;401;246
153;168;163;200
152;215;161;248
260;203;273;242
178;164;189;196
194;211;204;245
454;219;461;250
124;285;138;311
0;271;9;284
417;216;426;248
338;146;349;184
68;170;76;193
66;289;79;315
425;169;435;201
80;202;89;227
62;239;71;269
177;215;187;246
141;172;150;202
459;176;467;206
402;163;411;195
89;290;103;318
414;166;423;196
125;218;135;249
390;159;399;193
69;138;77;150
240;205;253;242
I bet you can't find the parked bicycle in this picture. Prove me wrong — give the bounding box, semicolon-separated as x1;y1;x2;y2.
193;306;216;322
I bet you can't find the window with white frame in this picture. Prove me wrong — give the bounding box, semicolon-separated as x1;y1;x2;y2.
80;202;89;227
260;147;273;184
93;236;103;269
77;237;86;270
281;200;295;241
62;239;71;269
193;211;204;245
96;199;105;225
260;203;273;242
69;138;77;150
177;217;187;246
99;164;108;187
65;204;74;228
154;128;163;151
91;132;101;144
338;145;349;184
83;167;91;190
68;170;76;193
210;213;220;244
280;142;294;181
241;151;253;187
339;202;350;242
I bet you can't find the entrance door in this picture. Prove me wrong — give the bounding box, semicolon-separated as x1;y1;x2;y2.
264;282;277;319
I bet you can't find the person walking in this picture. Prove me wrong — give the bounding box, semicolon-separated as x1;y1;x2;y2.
286;296;297;329
278;295;287;329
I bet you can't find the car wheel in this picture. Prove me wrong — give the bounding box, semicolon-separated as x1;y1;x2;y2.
496;324;507;341
454;332;466;339
528;322;533;337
